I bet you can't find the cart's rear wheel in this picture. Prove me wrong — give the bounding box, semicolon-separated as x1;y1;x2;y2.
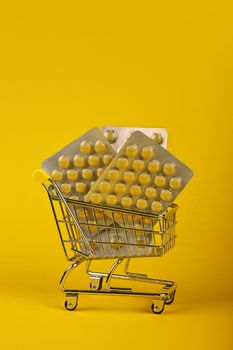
65;295;78;311
165;290;176;305
151;300;165;314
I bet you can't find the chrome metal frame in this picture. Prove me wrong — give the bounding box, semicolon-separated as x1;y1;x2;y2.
43;179;178;313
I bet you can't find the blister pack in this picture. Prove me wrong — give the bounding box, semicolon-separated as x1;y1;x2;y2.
86;131;193;215
102;126;168;151
42;128;115;201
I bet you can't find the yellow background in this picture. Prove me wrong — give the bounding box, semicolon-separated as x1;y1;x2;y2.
0;1;233;349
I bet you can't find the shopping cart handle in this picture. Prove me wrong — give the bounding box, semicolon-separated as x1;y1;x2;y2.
33;169;50;184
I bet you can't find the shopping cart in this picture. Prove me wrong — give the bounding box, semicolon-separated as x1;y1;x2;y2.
39;173;178;314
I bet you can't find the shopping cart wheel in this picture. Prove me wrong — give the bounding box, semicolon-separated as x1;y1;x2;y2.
165;290;176;305
64;295;78;311
151;300;165;314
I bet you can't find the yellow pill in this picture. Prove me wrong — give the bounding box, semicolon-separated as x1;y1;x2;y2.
141;146;154;160
73;155;85;168
67;169;78;181
75;182;86;193
99;181;111;193
104;129;118;143
114;183;127;194
154;175;166;187
130;185;142;196
94;140;106;153
151;201;163;213
160;189;172;201
103;154;113;165
69;195;80;201
88;155;100;167
116;157;129;169
58;155;70;168
139;173;151;185
51;169;63;181
145;187;157;199
87;220;97;233
107;169;120;181
169;177;182;190
148;160;160;173
82;168;93;180
136;198;147;210
132;159;145;172
76;208;86;219
106;194;118;205
113;212;122;220
60;183;71;194
121;196;133;207
151;132;163;144
125;144;138;158
80;141;92;154
94;209;103;219
96;168;104;177
144;217;152;225
136;235;145;244
90;192;102;204
123;171;136;183
163;162;176;176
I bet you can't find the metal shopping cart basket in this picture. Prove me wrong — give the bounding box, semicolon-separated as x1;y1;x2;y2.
40;174;178;314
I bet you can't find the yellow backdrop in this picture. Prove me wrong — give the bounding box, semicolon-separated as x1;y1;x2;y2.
0;1;232;349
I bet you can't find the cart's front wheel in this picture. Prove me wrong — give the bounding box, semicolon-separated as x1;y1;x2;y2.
165;290;176;305
65;295;78;311
151;300;165;314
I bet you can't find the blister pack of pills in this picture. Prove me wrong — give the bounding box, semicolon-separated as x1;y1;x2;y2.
102;126;168;151
86;131;193;215
42;128;115;201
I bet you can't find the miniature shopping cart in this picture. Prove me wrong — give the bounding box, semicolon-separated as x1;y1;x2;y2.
41;175;178;314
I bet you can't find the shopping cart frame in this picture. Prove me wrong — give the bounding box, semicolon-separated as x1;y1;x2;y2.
43;179;178;314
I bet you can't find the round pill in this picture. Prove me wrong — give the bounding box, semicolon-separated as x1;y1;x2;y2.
107;169;120;181
96;168;104;177
154;175;166;187
136;198;147;210
163;162;176;176
80;141;92;154
75;182;86;193
76;208;86;219
125;144;138;158
87;220;97;233
106;194;118;205
51;169;63;182
58;155;70;168
121;196;133;207
169;177;182;190
69;195;80;201
139;173;151;185
117;157;129;169
144;217;152;225
82;168;93;180
123;171;136;183
88;155;100;167
151;201;163;213
141;146;154;160
94;140;106;153
145;187;157;199
160;189;172;201
151;132;163;144
99;181;111;193
90;192;102;204
103;154;113;165
114;183;127;194
113;212;122;220
60;183;71;194
67;169;78;181
130;184;142;196
132;159;145;172
73;155;85;168
94;209;103;219
104;129;118;143
148;160;160;173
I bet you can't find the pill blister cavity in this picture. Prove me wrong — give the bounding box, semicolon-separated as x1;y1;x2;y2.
60;183;71;194
121;196;133;207
117;157;129;169
130;184;142;196
90;192;102;204
136;198;147;210
103;154;113;165
151;132;163;144
125;144;138;158
163;162;176;176
141;146;154;160
123;171;136;183
69;195;80;201
82;168;93;180
139;173;151;185
88;155;100;167
132;159;145;172
75;182;86;193
106;194;118;205
148;160;160;173
169;177;182;190
94;140;106;153
51;169;63;181
104;129;118;144
114;182;127;194
107;169;120;181
80;141;92;154
154;175;166;187
73;155;85;168
99;181;111;193
58;155;70;169
67;169;78;181
145;187;157;199
151;201;163;212
160;189;172;201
